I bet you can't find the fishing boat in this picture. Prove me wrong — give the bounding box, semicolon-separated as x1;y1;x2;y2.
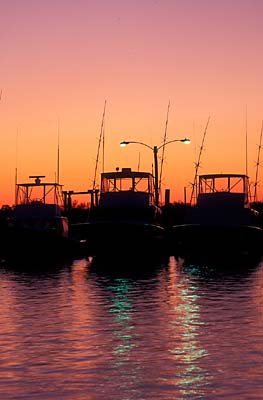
170;173;263;261
70;167;167;260
8;175;69;257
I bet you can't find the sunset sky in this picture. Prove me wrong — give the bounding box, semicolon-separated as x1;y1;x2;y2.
1;0;263;206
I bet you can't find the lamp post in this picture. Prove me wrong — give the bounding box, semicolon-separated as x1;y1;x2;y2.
120;138;191;207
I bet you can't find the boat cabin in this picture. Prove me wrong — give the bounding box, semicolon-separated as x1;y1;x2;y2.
186;173;256;226
197;174;249;208
71;168;165;257
89;167;161;223
13;175;68;238
15;175;65;206
99;167;155;208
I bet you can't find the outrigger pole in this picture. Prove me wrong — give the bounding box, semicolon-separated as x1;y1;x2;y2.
159;100;170;202
92;100;107;191
253;120;263;202
245;104;248;177
190;116;210;205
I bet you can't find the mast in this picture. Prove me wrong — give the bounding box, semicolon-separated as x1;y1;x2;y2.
92;100;107;190
253;120;263;202
190;116;210;205
158;101;170;203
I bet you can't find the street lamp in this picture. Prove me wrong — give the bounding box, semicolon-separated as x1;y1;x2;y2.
120;138;191;207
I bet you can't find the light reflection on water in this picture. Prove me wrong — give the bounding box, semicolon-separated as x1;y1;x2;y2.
0;254;262;399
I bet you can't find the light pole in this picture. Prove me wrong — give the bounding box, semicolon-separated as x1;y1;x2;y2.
120;138;191;207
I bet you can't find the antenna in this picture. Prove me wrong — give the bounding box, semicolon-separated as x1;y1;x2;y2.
102;105;106;173
159;100;170;202
57;116;60;184
137;152;141;171
253;120;263;202
15;128;18;205
92;100;107;190
190;116;210;205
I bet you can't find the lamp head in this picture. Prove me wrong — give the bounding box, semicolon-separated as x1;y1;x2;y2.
182;138;191;144
120;141;130;147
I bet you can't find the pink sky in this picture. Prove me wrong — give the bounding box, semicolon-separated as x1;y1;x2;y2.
1;0;263;205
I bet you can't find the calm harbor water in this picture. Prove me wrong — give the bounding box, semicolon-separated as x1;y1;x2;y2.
0;253;262;399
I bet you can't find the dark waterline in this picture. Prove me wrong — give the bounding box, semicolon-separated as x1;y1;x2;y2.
0;254;262;399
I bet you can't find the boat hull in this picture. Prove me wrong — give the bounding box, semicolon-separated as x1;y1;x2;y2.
3;227;71;262
169;223;263;260
70;220;168;260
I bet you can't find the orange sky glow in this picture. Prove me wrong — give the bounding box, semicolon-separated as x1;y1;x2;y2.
1;0;263;206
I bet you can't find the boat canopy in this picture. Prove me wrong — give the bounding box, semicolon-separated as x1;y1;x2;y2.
15;175;64;207
197;174;249;208
99;168;155;207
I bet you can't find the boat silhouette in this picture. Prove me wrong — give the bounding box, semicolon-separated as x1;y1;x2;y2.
170;173;263;261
